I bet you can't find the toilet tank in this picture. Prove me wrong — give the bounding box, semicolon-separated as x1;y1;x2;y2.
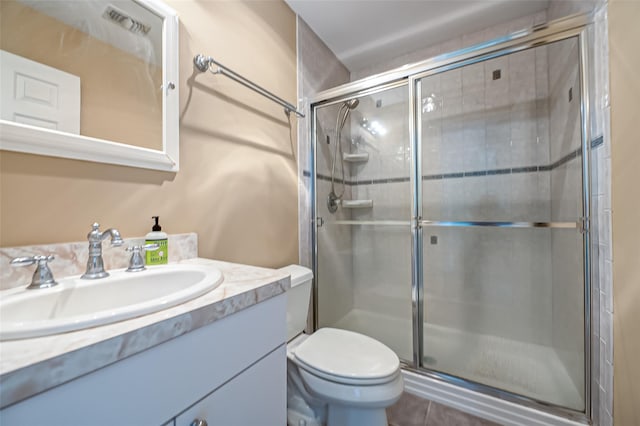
279;265;313;342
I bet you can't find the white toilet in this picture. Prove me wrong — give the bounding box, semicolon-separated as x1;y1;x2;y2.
281;265;404;426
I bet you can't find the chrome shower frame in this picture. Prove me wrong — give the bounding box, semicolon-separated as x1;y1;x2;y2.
309;12;595;424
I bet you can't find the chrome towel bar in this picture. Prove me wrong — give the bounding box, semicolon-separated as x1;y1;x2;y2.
193;54;305;118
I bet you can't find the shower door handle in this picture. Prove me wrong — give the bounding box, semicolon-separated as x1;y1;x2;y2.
578;217;589;234
412;216;421;231
316;217;324;228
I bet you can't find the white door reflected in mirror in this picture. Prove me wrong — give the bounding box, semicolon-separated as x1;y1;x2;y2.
1;50;81;134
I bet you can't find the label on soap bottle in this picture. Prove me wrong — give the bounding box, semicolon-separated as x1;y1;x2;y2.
146;239;168;265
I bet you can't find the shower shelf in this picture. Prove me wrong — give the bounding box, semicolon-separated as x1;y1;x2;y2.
341;200;373;209
343;153;369;163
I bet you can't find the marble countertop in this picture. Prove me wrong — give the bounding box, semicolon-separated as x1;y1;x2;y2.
0;258;290;409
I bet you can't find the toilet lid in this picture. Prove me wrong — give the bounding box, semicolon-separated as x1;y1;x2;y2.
294;328;400;384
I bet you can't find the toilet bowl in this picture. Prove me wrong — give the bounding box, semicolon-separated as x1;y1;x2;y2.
281;265;403;426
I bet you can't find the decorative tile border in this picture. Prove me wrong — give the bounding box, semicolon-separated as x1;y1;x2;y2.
305;136;604;185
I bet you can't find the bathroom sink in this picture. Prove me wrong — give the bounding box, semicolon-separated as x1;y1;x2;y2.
0;264;223;341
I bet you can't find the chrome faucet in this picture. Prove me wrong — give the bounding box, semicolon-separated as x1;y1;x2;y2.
81;223;124;279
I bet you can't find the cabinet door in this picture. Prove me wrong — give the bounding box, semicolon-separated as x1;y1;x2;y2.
176;345;286;426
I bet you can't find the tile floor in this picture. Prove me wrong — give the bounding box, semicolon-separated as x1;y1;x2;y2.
387;392;500;426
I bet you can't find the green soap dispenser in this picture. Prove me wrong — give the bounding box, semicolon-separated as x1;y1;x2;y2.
145;216;168;265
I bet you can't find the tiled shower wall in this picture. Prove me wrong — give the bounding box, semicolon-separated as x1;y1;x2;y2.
590;9;613;425
349;88;413;337
547;1;613;424
314;104;356;327
345;39;558;347
417;45;554;345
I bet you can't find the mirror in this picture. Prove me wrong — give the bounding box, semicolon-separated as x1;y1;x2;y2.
0;0;179;171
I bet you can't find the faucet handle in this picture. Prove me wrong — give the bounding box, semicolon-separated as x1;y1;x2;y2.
10;255;58;289
125;244;159;272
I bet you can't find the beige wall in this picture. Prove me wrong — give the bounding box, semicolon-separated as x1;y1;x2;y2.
609;0;640;424
0;0;299;268
0;0;163;150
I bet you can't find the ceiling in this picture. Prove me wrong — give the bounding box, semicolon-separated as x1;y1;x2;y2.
285;0;550;71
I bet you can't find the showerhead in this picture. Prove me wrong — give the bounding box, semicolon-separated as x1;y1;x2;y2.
345;99;359;109
337;98;360;131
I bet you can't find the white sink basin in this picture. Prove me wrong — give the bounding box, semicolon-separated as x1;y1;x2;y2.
0;264;223;341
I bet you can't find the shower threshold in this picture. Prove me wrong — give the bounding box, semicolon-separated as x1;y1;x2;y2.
331;308;584;412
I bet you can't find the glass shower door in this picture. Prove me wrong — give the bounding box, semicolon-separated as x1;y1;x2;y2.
314;84;414;361
415;38;586;411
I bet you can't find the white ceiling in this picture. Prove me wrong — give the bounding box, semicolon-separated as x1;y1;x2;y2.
285;0;550;71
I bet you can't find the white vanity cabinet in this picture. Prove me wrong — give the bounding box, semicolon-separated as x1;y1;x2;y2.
174;346;285;426
0;294;287;426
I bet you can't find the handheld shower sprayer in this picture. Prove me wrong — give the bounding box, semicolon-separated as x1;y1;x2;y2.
328;98;360;213
337;99;360;131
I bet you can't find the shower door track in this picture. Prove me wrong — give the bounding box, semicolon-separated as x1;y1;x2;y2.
310;11;594;424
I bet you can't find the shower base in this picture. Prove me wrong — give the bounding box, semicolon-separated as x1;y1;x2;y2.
332;308;584;411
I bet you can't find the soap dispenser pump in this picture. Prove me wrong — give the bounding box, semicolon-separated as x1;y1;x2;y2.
145;216;168;265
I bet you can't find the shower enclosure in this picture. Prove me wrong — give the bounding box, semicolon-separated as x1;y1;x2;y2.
310;15;592;421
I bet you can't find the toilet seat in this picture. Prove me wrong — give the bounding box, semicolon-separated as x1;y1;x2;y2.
297;365;405;408
292;328;400;386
